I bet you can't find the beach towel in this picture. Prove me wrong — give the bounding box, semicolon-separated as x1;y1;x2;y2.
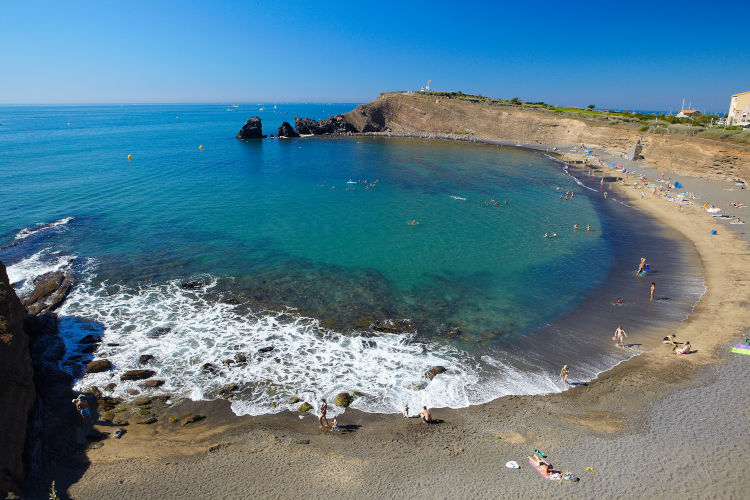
529;458;562;480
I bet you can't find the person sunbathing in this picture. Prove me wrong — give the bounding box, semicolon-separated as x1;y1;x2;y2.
528;454;552;475
675;341;691;355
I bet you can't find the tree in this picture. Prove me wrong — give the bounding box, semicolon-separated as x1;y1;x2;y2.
587;104;595;110
510;97;521;105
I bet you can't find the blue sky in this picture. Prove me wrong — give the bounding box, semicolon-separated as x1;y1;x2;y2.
1;1;746;111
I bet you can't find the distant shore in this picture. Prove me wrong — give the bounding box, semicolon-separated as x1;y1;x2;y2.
46;134;750;499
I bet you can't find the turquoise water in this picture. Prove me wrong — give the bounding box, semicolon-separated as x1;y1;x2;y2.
0;104;703;414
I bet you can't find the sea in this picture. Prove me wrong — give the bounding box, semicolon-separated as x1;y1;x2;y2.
0;103;705;415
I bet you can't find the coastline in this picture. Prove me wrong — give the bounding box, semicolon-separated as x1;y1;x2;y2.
35;136;750;498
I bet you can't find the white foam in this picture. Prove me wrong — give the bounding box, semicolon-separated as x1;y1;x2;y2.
57;264;567;416
14;217;74;241
6;248;76;296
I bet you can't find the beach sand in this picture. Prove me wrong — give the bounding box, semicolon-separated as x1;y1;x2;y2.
34;148;750;499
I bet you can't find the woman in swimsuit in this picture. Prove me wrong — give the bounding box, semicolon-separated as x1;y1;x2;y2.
318;398;329;428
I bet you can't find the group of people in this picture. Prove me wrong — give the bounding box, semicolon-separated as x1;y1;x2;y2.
662;334;692;355
315;398;434;433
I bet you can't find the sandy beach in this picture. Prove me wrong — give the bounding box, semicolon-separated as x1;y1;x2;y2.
20;142;747;500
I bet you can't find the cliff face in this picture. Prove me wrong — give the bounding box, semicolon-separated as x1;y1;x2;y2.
0;262;35;498
331;93;750;183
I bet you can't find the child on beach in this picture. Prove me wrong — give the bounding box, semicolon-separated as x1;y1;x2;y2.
402;403;409;418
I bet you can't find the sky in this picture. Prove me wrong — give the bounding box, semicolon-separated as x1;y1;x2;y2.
1;1;747;111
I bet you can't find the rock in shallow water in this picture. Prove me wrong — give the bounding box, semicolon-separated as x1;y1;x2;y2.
85;359;112;374
236;116;265;139
425;366;446;380
120;369;155;381
333;392;354;407
21;270;73;315
277;121;299;138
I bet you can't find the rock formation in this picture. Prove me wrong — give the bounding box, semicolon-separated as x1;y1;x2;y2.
0;262;36;498
21;270;72;315
294;115;359;135
235;116;266;139
277;121;299;138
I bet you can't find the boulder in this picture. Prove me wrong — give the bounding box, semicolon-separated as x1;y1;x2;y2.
112;418;129;426
104;382;117;391
131;397;152;406
217;383;238;398
79;334;102;344
446;328;461;337
147;327;171;338
181;414;205;426
202;363;217;373
120;369;155;381
287;396;300;404
222;359;234;365
236;116;266;139
85;359;112;374
137;416;158;425
298;402;313;413
81;344;99;354
180;281;204;290
139;354;155;365
142;379;164;388
257;346;274;354
372;319;414;333
21;270;73;315
425;366;446;380
234;353;247;363
333;392;354;407
277;121;299;138
294;115;357;135
294;117;323;135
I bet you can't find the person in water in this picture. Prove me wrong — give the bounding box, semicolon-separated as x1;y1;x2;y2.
614;298;623;306
650;282;656;301
420;406;432;423
573;223;579;230
560;365;570;384
614;325;627;347
586;224;591;231
318;398;329;428
637;258;648;276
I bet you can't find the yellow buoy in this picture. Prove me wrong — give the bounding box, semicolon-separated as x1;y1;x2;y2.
199;145;203;150
127;154;132;160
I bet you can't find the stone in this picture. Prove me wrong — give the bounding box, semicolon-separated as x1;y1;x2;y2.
79;334;102;344
257;346;274;354
120;369;155;381
85;359;112;374
21;270;73;315
112;418;129;426
277;121;299;138
81;343;99;354
104;383;117;391
181;414;205;426
234;353;247;363
222;359;234;365
137;416;158;425
138;408;151;416
294;115;357;135
139;354;155;365
298;402;313;412
333;392;354;407
287;396;300;404
425;366;446;380
236;116;266;139
202;363;216;373
446;328;461;337
147;327;171;339
143;379;164;388
217;384;238;398
131;397;152;406
100;411;115;422
167;416;178;423
126;389;140;396
371;319;414;333
294;117;322;135
180;281;204;290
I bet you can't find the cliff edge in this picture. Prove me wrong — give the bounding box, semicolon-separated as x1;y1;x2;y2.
0;261;35;498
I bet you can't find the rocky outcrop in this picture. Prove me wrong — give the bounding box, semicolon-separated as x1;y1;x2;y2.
0;262;36;497
120;369;155;381
21;270;72;315
372;319;414;333
85;359;112;374
333;392;354;407
236;116;266;139
425;366;446;380
277;121;299;138
294;115;358;135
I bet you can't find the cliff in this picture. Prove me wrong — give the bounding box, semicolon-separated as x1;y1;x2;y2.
0;262;35;498
301;93;750;183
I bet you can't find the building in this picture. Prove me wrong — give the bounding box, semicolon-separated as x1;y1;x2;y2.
727;91;750;126
676;109;701;118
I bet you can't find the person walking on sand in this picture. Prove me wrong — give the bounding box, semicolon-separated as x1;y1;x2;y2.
402;403;410;418
420;406;432;423
650;282;656;301
614;325;627;347
318;398;329;428
560;365;570;385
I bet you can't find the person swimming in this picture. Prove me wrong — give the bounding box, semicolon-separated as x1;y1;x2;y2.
407;220;419;225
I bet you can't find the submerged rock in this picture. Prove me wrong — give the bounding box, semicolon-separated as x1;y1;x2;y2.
85;359;112;374
372;319;414;333
147;327;171;339
234;353;247;363
277;121;299;138
425;366;446;380
180;281;204;290
257;346;274;354
333;392;354;407
143;379;164;388
137;416;158;425
298;402;312;412
21;270;73;315
139;354;155;365
236;116;265;139
120;369;155;381
217;384;238;398
181;414;205;426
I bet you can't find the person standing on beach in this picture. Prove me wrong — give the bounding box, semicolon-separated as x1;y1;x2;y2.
318;398;329;428
614;325;627;347
72;395;91;424
420;406;432;423
650;282;656;301
560;365;570;385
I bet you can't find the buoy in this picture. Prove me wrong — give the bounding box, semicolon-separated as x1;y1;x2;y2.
199;145;203;150
127;154;132;160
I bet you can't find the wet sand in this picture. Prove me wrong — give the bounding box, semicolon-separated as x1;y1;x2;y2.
40;148;750;499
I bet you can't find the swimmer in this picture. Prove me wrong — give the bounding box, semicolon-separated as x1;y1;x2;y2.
650;282;655;301
586;224;591;231
603;191;608;199
573;223;579;230
543;233;548;238
551;232;557;237
614;298;623;306
571;192;574;199
407;220;419;225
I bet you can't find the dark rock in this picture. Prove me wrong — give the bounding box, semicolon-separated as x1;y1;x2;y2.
295;439;310;445
106;343;120;347
85;359;112;374
21;270;73;315
137;416;158;425
81;343;99;354
294;117;322;135
180;280;204;290
287;396;300;404
257;346;274;354
104;383;117;392
298;402;312;412
139;354;155;365
120;369;155;381
222;359;234;365
446;328;461;337
142;379;164;388
372;319;414;333
294;115;358;136
217;384;237;398
333;392;354;407
425;366;446;380
126;389;140;395
85;386;102;399
148;327;171;338
112;418;129;426
234;353;247;363
181;414;205;426
202;363;216;373
131;397;152;406
277;121;299;138
236;116;266;139
79;334;102;344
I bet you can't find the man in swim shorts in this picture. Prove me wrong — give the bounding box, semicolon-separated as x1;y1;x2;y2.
72;395;91;424
420;406;432;423
614;325;627;347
